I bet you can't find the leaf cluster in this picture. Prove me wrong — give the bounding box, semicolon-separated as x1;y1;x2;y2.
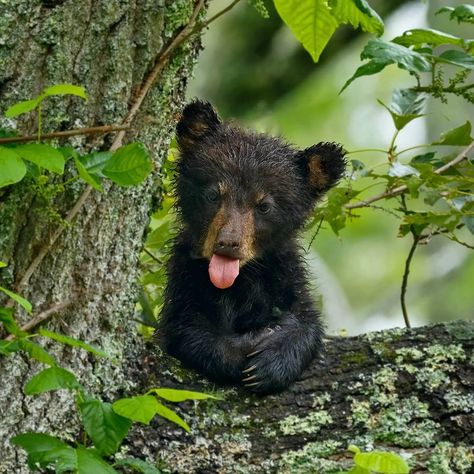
0;282;219;474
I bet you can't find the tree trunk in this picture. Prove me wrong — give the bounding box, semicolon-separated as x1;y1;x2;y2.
0;1;205;471
132;321;474;474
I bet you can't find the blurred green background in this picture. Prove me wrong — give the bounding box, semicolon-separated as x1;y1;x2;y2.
187;0;473;334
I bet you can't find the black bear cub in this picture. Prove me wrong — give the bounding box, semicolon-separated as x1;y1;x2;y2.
158;100;345;394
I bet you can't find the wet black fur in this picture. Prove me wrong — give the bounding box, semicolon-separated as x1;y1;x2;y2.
157;100;346;394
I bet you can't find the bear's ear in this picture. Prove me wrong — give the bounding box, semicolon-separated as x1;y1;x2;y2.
296;142;346;195
176;100;221;152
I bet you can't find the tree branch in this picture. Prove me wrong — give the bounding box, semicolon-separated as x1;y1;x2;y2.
0;125;128;145
5;301;72;341
345;140;474;210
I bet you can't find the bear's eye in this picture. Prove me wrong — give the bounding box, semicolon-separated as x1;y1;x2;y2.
206;189;220;203
256;201;271;215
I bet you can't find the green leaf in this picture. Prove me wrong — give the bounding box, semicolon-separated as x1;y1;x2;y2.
103;143;152;186
43;84;87;99
329;0;384;36
433;122;473;146
149;387;221;402
11;432;75;472
79;399;132;456
5;98;40;118
0;307;26;337
0;339;20;356
463;215;474;234
0;146;27;188
379;89;426;130
15;144;65;174
274;0;338;62
392;28;465;48
24;367;81;395
0;261;6;268
154;401;190;432
353;449;409;473
388;162;420;178
74;157;103;191
436;4;474;24
39;328;109;359
340;60;385;93
341;38;431;92
18;339;56;366
76;446;119;474
115;457;162;474
81;151;113;176
112;395;161;425
0;285;32;313
435;50;474;69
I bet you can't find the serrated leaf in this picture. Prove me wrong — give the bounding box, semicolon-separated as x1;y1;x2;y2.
341;39;431;92
149;387;221;402
5;98;40;118
79;399;131;456
436;5;474;24
18;339;56;366
15;144;65;174
436;50;474;69
39;328;109;358
0;146;27;188
329;0;383;36
43;84;87;99
74;157;103;191
11;433;74;471
112;395;160;425
433;122;472;146
353;450;409;473
392;28;465;48
388;162;420;178
115;457;162;474
154;401;190;432
103;143;152;186
0;307;26;337
24;367;81;395
274;0;338;62
0;285;32;313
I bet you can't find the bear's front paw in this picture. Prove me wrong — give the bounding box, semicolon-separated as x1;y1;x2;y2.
242;331;300;394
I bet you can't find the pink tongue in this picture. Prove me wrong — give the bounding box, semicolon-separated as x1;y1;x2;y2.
209;254;240;289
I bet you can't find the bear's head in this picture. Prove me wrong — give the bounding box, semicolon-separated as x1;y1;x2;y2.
175;100;346;289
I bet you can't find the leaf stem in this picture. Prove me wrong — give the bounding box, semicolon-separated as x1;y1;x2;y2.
346;148;388;155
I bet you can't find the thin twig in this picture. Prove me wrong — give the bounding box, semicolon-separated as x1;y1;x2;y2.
307;217;324;251
0;125;128;145
111;0;206;151
400;231;420;329
346;140;474;210
5;301;71;341
196;0;241;31
143;248;164;265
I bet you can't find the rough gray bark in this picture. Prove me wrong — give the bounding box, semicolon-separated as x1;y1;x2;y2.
0;1;204;472
132;321;474;474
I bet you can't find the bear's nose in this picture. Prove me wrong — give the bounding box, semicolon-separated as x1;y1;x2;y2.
214;236;241;259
